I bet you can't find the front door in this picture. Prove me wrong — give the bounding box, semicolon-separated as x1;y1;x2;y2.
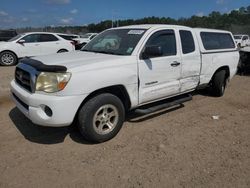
138;29;182;104
18;34;41;57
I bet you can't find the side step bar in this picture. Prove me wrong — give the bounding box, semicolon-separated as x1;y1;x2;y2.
135;94;192;114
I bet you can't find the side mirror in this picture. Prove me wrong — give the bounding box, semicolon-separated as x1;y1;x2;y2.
142;45;163;59
17;39;25;44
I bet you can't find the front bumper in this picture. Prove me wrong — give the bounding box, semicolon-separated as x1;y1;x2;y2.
10;80;87;127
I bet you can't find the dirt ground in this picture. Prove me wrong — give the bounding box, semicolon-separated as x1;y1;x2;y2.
0;66;250;188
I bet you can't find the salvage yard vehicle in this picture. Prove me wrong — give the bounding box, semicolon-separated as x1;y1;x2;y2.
11;25;239;142
57;33;80;48
234;34;250;48
0;32;75;66
75;33;98;50
238;46;250;75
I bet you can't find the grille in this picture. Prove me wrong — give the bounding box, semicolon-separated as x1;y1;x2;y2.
15;67;32;92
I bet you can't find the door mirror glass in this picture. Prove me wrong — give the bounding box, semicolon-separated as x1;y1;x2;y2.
142;45;163;59
17;39;25;44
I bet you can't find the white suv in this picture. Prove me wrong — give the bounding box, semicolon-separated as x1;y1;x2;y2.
234;35;250;48
75;33;98;49
0;32;75;66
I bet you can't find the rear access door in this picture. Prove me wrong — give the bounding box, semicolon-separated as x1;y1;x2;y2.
179;29;201;92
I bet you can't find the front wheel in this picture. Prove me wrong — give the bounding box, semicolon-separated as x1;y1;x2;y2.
211;70;227;97
78;94;125;143
0;51;17;66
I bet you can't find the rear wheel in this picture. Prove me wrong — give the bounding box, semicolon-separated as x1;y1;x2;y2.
211;70;227;97
0;51;17;66
78;93;125;143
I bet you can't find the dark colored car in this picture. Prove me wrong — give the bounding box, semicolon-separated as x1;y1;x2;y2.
0;30;18;41
238;51;250;75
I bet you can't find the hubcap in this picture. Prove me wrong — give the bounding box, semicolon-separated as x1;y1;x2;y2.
1;53;14;65
93;104;119;135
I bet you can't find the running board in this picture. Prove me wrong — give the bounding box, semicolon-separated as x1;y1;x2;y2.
135;94;192;114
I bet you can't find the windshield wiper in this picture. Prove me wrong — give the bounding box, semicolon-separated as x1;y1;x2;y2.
81;49;91;52
92;50;125;56
81;49;125;56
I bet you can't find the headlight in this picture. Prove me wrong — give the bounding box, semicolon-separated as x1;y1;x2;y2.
36;72;71;93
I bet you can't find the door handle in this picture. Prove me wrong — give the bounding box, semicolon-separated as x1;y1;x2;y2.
171;61;181;67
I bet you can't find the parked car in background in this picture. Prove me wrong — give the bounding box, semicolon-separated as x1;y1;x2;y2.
11;25;239;142
0;32;75;66
234;34;250;48
0;30;17;41
238;46;250;75
74;33;98;50
57;33;80;48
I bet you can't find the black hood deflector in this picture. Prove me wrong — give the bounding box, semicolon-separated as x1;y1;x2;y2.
19;58;67;73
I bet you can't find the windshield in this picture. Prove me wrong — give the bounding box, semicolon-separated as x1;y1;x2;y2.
234;36;242;40
8;34;24;42
82;29;146;55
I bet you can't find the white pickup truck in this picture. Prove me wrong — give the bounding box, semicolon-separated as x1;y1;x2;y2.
11;25;239;142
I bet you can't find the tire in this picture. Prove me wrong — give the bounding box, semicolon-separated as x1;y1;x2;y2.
0;51;17;66
237;59;244;75
78;93;125;143
211;70;227;97
57;49;68;53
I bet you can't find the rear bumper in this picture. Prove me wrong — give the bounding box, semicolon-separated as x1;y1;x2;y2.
10;80;87;127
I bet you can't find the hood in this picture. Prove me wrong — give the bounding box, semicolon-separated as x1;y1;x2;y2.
32;51;130;71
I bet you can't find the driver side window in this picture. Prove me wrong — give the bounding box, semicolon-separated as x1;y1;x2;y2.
145;30;177;57
21;34;40;43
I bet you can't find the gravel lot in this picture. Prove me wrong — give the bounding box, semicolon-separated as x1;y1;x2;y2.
0;66;250;188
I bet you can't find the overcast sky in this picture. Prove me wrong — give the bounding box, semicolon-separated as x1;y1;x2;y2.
0;0;249;28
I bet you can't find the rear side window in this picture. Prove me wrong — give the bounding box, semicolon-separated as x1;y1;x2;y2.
59;35;77;40
201;32;235;50
180;30;195;54
146;30;176;57
39;34;58;42
59;35;72;40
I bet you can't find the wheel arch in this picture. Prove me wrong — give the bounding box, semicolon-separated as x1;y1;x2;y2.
82;85;131;110
211;66;230;83
0;50;18;59
73;85;132;123
57;49;68;53
0;50;19;65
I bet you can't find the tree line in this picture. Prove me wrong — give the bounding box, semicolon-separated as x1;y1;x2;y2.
17;5;250;35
